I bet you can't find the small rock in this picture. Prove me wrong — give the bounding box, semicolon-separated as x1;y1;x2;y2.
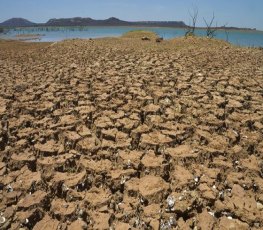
142;37;150;41
6;184;13;193
167;195;175;209
156;37;164;42
0;216;6;224
70;63;78;69
257;202;263;211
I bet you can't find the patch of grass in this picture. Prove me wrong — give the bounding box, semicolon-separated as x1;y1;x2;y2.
122;30;158;39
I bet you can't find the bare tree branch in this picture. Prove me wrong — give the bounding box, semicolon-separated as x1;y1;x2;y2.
223;23;230;42
185;7;199;37
203;12;218;38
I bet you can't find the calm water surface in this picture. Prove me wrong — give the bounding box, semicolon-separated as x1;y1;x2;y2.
1;26;263;47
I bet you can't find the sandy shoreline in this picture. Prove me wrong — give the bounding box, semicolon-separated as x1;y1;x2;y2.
0;32;263;229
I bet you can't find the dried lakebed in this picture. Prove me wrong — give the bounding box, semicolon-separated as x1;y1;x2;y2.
0;34;263;229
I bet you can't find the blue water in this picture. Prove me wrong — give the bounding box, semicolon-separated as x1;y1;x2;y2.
1;26;263;47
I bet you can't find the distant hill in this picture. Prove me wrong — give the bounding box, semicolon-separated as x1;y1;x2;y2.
136;20;187;28
0;18;36;27
46;17;93;26
45;17;186;27
45;17;131;26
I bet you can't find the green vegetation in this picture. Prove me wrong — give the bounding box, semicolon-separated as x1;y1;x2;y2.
122;30;158;39
0;27;4;33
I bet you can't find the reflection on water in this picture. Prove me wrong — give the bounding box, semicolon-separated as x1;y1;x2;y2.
1;26;263;47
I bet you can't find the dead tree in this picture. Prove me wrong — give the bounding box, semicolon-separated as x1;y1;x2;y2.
203;12;217;38
185;7;198;37
223;23;230;42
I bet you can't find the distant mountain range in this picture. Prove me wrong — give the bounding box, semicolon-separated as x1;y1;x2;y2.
0;17;186;28
0;17;257;31
44;17;187;27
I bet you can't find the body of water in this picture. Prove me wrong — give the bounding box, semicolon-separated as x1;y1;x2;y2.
1;26;263;47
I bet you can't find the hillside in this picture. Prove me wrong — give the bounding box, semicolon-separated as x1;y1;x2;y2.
45;17;186;27
0;18;36;27
46;17;131;26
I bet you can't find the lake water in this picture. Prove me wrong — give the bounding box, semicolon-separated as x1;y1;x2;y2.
1;26;263;47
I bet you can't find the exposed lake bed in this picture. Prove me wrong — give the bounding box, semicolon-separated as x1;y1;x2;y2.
0;31;263;229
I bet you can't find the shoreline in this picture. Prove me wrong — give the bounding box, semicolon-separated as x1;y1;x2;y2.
1;25;262;33
1;30;263;48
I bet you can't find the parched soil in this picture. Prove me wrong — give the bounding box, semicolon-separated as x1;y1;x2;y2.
0;33;263;229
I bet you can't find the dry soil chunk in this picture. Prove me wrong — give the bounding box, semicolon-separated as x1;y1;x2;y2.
51;170;86;188
131;124;151;136
141;150;165;176
3;190;22;206
197;209;216;229
80;158;112;173
118;150;143;169
13;166;41;191
10;151;36;169
171;165;193;189
143;203;161;219
16;209;42;227
218;216;249;230
34;140;60;155
76;137;99;152
143;104;160;113
94;116;113;129
138;175;169;203
0;163;6;177
167;191;197;213
90;212;111;230
215;184;260;224
51;199;76;220
76;125;92;137
166;145;197;159
114;222;131;230
140;131;173;147
17;190;48;210
60;114;78;125
198;183;216;201
67;219;88;230
63;131;82;142
110;168;137;190
85;187;111;208
37;153;74;169
33;215;60;230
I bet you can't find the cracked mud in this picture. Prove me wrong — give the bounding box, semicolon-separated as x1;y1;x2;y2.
0;33;263;229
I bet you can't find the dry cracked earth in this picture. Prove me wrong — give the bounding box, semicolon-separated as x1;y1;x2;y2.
0;33;263;229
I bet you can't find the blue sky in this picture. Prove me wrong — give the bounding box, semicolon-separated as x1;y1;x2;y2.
0;0;262;30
